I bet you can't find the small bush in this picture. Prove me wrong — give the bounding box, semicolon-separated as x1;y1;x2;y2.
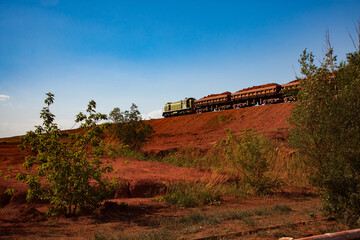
17;93;119;216
215;129;282;195
108;104;153;151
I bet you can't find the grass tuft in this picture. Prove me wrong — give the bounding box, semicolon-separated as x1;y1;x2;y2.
161;181;222;207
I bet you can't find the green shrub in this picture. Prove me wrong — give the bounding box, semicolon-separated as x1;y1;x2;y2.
290;46;360;227
109;104;153;151
215;129;282;195
17;93;119;216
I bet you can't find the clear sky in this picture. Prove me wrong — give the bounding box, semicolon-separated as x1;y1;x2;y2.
1;0;359;137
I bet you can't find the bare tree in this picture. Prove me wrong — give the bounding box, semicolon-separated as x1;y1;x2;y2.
348;18;360;53
324;28;335;72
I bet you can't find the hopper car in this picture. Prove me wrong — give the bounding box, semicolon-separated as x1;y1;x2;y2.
162;80;300;118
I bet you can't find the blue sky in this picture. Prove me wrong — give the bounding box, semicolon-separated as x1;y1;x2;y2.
0;0;359;137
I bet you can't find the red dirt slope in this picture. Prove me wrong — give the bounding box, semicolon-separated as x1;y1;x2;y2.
145;102;294;153
0;102;294;203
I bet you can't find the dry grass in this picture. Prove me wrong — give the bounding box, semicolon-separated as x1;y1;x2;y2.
268;144;310;187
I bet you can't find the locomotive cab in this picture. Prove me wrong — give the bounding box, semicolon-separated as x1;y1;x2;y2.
163;98;195;117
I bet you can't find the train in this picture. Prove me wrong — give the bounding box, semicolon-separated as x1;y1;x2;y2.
162;80;300;118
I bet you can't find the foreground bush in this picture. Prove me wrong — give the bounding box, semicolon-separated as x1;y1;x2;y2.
215;129;282;195
290;46;360;226
17;93;119;216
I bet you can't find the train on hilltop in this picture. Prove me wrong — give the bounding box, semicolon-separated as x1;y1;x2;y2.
162;80;300;118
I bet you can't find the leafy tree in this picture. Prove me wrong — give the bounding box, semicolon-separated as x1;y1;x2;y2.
109;104;153;150
17;93;119;216
108;107;124;123
290;45;360;226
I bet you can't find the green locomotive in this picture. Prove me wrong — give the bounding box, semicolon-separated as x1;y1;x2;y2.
162;97;195;118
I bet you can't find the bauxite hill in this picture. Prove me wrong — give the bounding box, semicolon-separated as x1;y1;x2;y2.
145;102;294;153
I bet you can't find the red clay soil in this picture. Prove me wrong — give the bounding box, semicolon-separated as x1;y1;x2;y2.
145;102;294;153
0;102;294;202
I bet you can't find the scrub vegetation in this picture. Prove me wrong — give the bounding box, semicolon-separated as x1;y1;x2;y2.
290;43;360;227
1;31;359;239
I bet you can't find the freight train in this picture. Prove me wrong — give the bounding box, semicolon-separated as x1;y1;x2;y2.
162;80;300;118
